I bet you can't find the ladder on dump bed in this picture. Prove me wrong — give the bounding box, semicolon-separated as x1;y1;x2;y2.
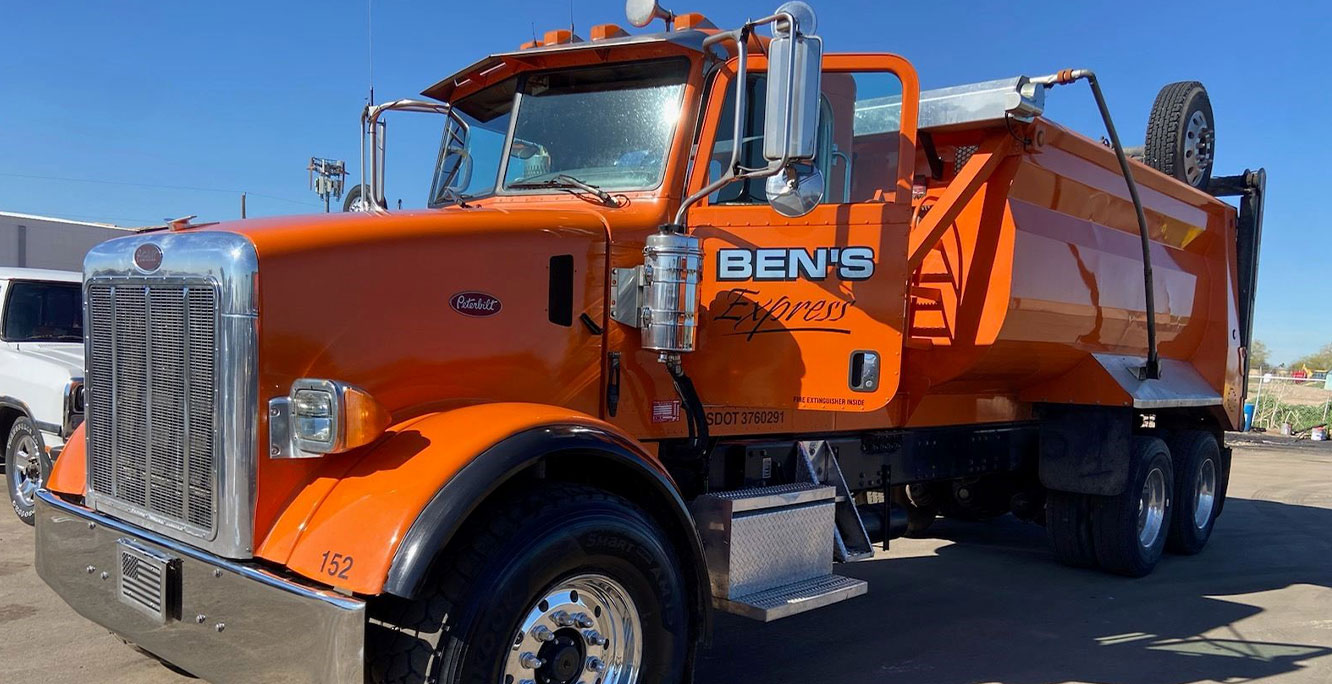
689;440;873;621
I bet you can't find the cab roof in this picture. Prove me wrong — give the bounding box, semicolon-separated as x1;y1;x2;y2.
0;267;82;283
421;29;712;103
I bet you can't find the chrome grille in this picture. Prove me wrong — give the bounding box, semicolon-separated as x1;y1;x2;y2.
87;281;218;536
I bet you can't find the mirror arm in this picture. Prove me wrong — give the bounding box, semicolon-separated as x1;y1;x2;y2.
359;99;464;215
674;11;800;227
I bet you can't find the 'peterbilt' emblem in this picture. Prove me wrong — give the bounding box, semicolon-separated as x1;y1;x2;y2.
133;243;163;273
450;291;502;317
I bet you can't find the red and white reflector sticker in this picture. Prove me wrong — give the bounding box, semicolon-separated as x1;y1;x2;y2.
651;400;681;424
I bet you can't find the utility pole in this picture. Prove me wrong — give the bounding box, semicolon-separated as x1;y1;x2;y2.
241;192;247;219
308;158;348;213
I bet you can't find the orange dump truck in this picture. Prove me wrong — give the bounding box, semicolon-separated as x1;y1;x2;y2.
35;1;1266;682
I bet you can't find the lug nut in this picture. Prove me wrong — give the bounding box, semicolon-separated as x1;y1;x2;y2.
519;652;544;669
530;625;555;642
573;612;594;628
587;656;607;673
583;630;608;646
549;610;574;627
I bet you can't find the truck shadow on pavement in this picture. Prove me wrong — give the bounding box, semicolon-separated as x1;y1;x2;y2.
696;497;1332;684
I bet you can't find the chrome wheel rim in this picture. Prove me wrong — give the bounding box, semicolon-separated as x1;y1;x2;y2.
1137;467;1167;548
9;434;41;506
1182;110;1213;186
504;573;642;684
1193;458;1217;529
347;196;370;213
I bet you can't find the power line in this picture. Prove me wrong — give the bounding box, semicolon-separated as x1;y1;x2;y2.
0;172;322;208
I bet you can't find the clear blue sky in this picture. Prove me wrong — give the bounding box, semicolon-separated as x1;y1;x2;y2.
3;1;1328;363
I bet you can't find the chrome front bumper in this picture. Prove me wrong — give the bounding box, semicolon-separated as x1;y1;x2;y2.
34;490;365;683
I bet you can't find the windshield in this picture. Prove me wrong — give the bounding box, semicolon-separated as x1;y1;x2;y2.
2;280;82;342
429;58;689;205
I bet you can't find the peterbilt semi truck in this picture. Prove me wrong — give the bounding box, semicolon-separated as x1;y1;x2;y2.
35;1;1265;682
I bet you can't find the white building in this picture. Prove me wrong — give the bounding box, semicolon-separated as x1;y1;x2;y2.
0;211;149;272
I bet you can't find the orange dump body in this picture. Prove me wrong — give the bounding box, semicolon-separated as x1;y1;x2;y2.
899;120;1243;429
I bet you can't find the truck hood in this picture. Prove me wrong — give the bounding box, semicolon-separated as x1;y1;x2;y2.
194;203;664;543
13;341;84;376
218;204;630;255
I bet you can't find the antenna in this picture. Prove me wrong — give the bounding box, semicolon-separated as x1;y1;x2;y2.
570;0;575;34
367;0;375;106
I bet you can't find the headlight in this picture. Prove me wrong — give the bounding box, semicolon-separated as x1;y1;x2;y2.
270;378;391;459
292;382;338;449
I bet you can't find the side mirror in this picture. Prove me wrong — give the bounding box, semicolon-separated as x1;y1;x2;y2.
763;1;822;164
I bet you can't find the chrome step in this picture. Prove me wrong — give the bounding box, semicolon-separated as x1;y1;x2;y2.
717;574;868;622
692;482;869;621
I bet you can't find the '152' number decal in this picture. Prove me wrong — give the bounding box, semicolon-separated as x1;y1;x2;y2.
319;551;354;580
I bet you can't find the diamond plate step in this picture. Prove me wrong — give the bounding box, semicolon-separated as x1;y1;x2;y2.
717;574;868;622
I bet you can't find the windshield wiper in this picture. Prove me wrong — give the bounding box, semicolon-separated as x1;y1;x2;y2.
509;174;621;207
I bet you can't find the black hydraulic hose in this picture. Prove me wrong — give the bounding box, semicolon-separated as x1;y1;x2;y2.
667;359;709;454
1035;69;1161;380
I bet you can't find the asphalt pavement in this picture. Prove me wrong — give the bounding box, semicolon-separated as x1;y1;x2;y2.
2;434;1329;683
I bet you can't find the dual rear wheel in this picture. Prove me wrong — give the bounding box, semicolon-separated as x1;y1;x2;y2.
1048;432;1223;577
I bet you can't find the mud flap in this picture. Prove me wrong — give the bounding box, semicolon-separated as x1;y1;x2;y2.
1037;404;1133;496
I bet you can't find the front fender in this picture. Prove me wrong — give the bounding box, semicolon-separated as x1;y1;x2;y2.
44;423;86;495
258;403;693;598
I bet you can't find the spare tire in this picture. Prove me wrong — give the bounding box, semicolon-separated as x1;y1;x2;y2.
342;184;370;212
1143;81;1215;189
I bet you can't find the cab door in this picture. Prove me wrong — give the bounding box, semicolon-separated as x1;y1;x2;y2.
684;53;919;414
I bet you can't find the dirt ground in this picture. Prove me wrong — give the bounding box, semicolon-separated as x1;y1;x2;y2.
1;434;1329;684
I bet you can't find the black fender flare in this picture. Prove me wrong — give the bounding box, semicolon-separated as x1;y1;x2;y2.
382;424;712;633
0;396;50;435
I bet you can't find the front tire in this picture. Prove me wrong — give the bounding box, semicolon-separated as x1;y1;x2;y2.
1091;437;1174;577
6;417;47;525
366;483;690;684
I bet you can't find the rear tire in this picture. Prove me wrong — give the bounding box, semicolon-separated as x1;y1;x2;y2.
1165;431;1222;555
365;483;690;684
1046;490;1097;568
1091;437;1174;577
1143;81;1215;189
